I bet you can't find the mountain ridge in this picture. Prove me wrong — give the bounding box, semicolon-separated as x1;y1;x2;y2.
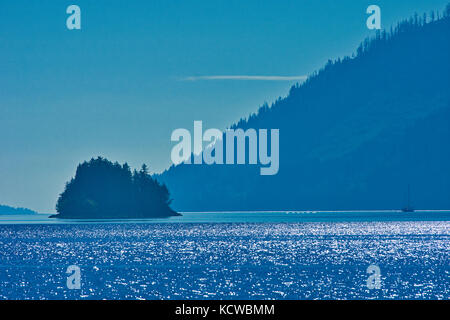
157;10;450;211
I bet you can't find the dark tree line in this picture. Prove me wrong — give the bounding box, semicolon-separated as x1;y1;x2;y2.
53;157;179;218
232;3;450;129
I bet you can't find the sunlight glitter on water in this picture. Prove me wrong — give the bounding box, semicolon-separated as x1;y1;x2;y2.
0;221;448;299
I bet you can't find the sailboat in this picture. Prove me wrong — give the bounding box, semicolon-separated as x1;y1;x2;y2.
401;185;415;213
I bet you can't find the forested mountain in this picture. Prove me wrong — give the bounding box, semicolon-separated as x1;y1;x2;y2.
158;9;450;211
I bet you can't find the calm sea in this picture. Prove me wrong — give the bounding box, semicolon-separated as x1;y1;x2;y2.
0;211;449;300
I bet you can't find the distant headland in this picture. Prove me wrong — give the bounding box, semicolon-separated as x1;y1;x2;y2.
50;157;180;219
0;205;38;215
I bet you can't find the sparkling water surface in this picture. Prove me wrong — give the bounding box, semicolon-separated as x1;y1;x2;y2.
0;212;449;300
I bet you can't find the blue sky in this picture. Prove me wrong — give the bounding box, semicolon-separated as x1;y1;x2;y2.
0;0;448;212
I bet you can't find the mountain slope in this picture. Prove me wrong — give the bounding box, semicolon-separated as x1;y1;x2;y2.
158;12;450;211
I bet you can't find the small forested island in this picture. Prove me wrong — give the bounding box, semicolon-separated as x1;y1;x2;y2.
0;205;38;215
51;157;180;219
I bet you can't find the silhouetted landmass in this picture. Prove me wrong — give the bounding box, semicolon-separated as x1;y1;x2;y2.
51;157;179;219
158;6;450;211
0;205;38;215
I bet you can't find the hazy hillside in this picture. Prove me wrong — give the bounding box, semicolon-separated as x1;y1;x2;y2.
0;205;38;215
158;11;450;211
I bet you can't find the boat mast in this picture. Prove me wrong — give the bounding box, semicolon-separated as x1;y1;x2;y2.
407;184;411;209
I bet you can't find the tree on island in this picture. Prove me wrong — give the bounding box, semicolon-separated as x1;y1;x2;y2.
51;157;180;219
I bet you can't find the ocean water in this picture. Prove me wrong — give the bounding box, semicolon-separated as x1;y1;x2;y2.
0;212;449;300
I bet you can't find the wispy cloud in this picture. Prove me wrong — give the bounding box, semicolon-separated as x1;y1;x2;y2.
181;75;308;81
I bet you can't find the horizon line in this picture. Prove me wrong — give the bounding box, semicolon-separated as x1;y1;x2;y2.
180;75;308;81
178;210;450;214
